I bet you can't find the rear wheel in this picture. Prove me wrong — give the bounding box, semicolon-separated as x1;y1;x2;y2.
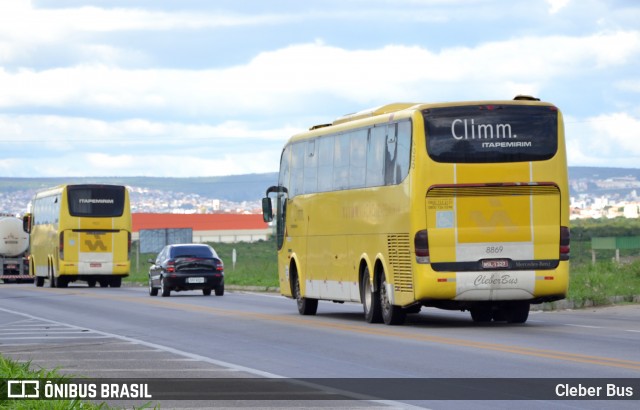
470;308;493;322
293;272;317;315
48;266;56;288
87;279;96;288
57;276;69;288
214;284;224;296
160;278;170;297
110;277;122;288
379;271;405;325
506;302;529;324
362;266;382;323
202;288;212;296
35;276;44;287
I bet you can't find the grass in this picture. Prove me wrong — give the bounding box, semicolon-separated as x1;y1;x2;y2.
125;237;640;308
0;356;109;409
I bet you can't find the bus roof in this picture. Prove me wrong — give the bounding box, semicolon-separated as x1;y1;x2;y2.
299;95;555;143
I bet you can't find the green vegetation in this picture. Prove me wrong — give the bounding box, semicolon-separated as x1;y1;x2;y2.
126;222;640;308
0;356;107;409
127;238;279;288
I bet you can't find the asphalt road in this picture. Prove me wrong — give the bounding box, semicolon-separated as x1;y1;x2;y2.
0;283;639;409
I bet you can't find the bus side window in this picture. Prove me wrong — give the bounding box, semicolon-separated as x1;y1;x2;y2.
317;136;334;192
333;133;350;190
279;145;292;194
349;129;367;188
290;142;305;197
395;121;412;183
367;125;386;187
303;140;318;194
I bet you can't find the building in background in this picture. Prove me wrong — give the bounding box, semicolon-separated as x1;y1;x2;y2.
132;213;270;243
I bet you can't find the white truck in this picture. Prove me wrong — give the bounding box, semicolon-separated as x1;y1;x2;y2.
0;215;32;283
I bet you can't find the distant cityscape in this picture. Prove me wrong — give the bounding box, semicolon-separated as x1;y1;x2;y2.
1;171;640;220
0;186;263;217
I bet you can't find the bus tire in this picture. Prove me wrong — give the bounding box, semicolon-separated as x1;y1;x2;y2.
379;270;405;325
35;276;44;287
48;265;56;288
362;266;382;323
506;302;529;324
470;308;492;322
292;272;317;316
87;279;97;288
110;277;122;288
57;276;68;288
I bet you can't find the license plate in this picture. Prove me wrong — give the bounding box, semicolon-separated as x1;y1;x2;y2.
90;263;102;268
482;259;509;269
187;277;205;284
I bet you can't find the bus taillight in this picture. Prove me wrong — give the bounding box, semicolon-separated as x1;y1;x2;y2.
414;230;430;264
59;232;64;260
560;226;570;261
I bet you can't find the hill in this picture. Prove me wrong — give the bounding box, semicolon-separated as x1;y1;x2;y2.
0;173;279;203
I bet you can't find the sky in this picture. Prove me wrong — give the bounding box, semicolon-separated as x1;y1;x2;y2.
0;0;639;178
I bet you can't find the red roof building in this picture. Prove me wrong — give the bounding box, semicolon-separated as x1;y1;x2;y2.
132;213;271;243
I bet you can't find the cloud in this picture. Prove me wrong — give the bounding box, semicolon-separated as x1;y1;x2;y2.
565;112;640;167
1;30;638;119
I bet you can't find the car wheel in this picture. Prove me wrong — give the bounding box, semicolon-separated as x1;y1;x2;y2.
149;278;158;296
160;278;170;297
202;288;212;296
214;284;224;296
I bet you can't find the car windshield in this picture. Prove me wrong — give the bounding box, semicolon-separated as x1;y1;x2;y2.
170;246;215;259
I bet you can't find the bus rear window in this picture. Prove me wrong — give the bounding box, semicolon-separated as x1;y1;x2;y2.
67;185;125;217
424;105;558;163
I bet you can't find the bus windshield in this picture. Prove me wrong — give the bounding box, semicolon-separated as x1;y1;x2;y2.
67;185;125;217
424;105;558;163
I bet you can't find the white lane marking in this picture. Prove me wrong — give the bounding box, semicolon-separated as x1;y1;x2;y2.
0;306;422;409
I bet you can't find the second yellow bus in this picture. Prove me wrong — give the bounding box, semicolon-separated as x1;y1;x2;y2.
24;184;132;288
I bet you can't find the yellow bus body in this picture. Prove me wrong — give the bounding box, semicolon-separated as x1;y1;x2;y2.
26;184;132;288
264;97;569;324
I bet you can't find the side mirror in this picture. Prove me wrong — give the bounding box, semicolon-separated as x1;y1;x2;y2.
22;214;32;234
262;197;273;223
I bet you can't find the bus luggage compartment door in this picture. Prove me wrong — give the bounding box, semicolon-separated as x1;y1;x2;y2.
426;184;560;300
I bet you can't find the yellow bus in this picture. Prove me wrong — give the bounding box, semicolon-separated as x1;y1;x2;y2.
262;96;569;325
23;184;132;288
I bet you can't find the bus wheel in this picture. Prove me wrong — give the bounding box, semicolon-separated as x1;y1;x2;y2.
57;277;69;288
35;276;44;287
293;273;317;316
470;308;492;322
506;302;529;324
362;267;382;323
87;279;96;288
379;271;405;325
48;269;56;288
110;277;122;288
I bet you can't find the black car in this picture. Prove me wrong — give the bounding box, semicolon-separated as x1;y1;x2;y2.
148;244;224;297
